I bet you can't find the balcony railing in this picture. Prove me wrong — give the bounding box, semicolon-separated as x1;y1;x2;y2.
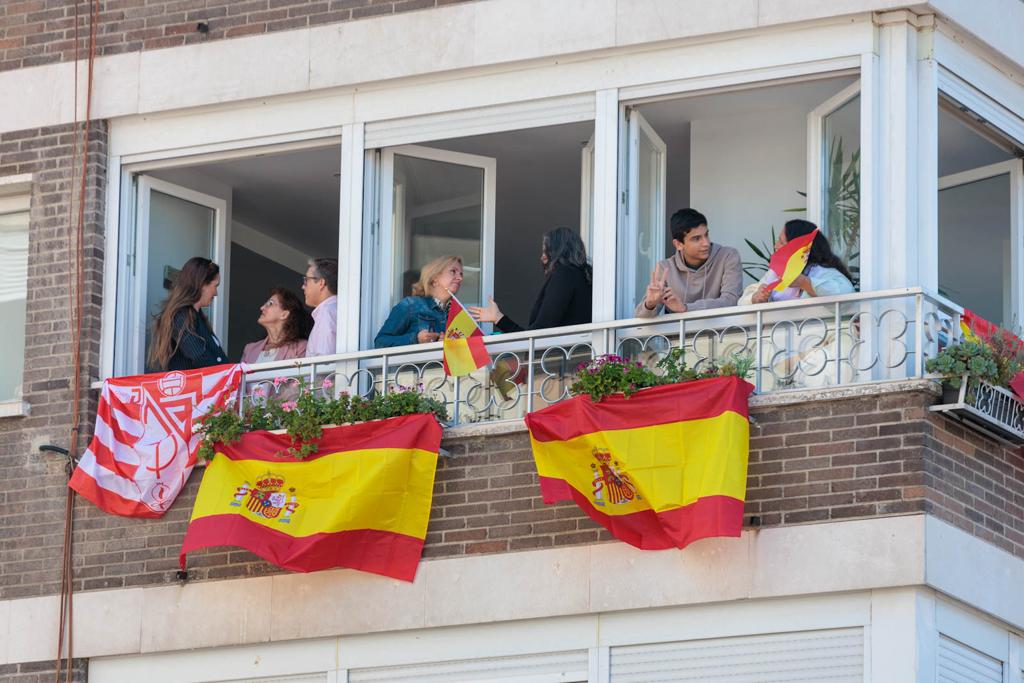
239;287;968;427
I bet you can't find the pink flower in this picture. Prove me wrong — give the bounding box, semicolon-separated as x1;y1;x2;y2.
281;401;297;412
273;376;286;387
252;386;266;398
322;378;334;389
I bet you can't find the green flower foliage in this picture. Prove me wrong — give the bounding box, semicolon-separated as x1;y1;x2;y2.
925;341;999;388
570;350;753;403
196;380;449;462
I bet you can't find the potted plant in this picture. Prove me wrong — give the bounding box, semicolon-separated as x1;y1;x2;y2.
925;341;1001;404
569;349;754;402
196;379;449;461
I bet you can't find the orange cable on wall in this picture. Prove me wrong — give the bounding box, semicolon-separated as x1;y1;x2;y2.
55;1;100;682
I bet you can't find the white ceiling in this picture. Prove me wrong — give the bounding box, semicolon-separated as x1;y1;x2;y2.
161;145;341;256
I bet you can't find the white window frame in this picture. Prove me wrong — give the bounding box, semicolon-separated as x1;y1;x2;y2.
124;175;229;375
618;108;667;319
937;158;1024;326
806;80;861;239
369;144;496;346
105;136;343;380
0;182;31;417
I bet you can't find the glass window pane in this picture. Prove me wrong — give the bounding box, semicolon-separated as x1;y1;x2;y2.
939;173;1012;327
391;154;484;306
822;95;860;282
636;132;659;306
0;209;29;402
144;190;216;366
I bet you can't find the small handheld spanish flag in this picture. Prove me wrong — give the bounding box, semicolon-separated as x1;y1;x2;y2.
768;228;818;291
960;309;998;342
443;293;490;377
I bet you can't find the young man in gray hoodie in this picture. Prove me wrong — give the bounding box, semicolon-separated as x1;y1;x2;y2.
634;208;743;317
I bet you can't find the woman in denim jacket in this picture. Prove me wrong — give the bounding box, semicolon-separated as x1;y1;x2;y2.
374;255;464;348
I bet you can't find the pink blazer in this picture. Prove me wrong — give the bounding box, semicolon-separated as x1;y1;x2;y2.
241;337;308;364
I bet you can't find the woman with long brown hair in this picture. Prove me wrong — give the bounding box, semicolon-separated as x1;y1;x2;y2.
148;256;228;371
241;286;312;363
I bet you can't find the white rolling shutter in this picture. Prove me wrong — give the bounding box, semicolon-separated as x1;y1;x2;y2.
364;94;595;148
609;627;863;682
347;649;588;682
938;635;1003;683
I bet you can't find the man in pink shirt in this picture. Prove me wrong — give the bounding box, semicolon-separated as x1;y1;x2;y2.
302;257;338;357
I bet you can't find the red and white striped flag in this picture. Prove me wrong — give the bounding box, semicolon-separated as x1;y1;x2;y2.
69;364;243;517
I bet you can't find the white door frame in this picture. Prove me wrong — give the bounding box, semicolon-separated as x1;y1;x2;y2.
580;134;595;256
938;158;1024;326
376;144;496;338
619;108;667;318
806;80;861;235
130;175;229;373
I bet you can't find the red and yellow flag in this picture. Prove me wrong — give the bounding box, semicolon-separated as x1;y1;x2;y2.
960;308;999;342
525;376;753;550
443;294;490;377
180;413;441;581
769;229;818;291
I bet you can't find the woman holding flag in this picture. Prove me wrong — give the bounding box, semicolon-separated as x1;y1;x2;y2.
374;255;464;348
744;219;854;304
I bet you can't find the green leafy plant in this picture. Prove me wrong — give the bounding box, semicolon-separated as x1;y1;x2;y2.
196;379;449;462
570;351;753;403
925;341;999;388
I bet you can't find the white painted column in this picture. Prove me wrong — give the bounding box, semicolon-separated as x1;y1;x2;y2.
869;586;937;682
338;122;365;354
916;27;939;295
873;12;936;291
591;88;620;325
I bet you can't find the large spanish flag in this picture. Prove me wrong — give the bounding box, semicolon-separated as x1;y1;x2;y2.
180;413;441;581
525;376;753;550
769;228;818;291
443;293;490;377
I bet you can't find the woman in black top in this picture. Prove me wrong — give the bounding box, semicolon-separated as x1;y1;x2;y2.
470;226;592;332
147;257;228;372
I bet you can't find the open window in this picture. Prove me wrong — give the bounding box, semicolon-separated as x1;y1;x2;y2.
115;143;341;375
363;120;596;349
369;145;496;341
937;97;1023;328
618;109;667;317
619;74;861;318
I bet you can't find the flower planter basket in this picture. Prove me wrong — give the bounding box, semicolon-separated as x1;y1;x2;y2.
930;374;1024;445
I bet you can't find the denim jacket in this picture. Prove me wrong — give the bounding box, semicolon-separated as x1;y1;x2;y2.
374;296;449;348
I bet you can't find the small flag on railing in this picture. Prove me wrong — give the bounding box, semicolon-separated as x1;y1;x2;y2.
960;309;999;342
443;293;490;377
768;228;818;291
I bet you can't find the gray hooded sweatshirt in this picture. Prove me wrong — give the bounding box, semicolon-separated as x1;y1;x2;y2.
634;243;743;317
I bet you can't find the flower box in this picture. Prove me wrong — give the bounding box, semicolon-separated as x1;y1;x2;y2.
930;374;1024;445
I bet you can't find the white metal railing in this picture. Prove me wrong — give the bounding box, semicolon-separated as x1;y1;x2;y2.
237;287;966;427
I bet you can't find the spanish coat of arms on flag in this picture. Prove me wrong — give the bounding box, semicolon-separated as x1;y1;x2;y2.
525;376;753;550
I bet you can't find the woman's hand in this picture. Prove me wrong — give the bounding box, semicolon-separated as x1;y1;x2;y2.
468;297;503;324
751;285;771;304
416;330;441;343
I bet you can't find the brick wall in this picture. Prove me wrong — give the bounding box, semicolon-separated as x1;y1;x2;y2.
0;122;107;600
0;0;480;72
1;386;1013;599
0;658;87;683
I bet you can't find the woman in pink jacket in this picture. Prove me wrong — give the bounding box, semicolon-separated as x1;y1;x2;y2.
241;287;312;364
